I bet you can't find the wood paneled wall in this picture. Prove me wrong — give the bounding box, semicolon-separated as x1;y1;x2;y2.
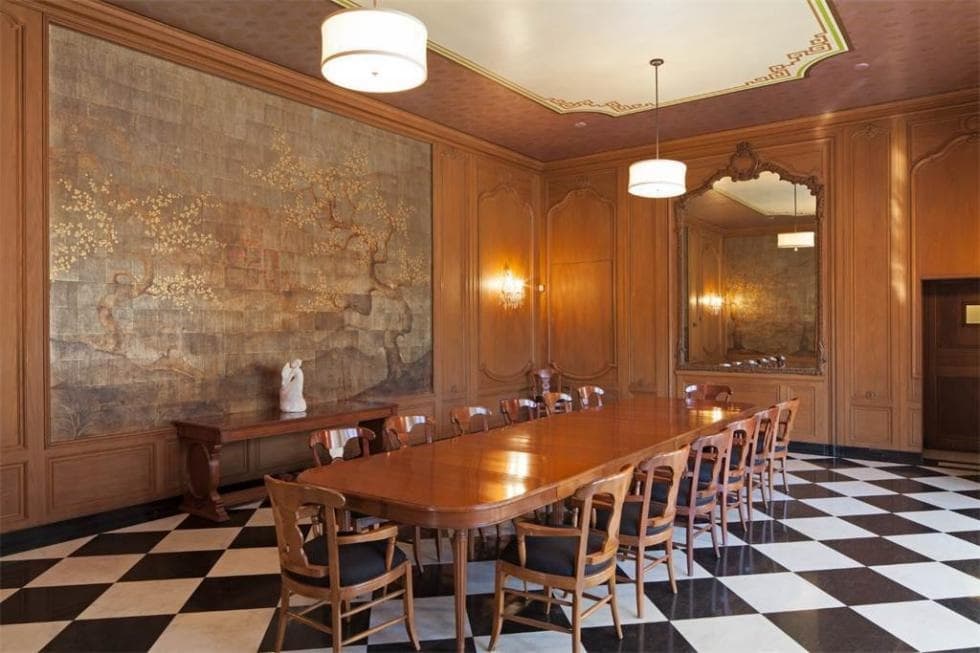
543;92;979;453
0;0;542;532
1;0;977;532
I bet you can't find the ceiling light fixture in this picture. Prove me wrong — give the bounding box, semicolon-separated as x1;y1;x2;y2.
777;184;815;250
628;58;686;198
320;1;428;93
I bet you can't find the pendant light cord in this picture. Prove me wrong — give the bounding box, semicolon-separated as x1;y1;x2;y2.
653;60;661;159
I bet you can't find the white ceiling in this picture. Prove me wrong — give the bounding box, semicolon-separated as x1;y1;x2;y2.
341;0;848;116
713;171;817;216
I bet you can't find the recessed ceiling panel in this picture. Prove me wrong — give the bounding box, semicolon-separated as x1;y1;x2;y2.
341;0;848;116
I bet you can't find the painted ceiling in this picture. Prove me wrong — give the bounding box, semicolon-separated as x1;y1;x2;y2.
107;0;980;161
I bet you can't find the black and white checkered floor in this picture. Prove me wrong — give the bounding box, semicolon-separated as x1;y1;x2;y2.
2;453;979;652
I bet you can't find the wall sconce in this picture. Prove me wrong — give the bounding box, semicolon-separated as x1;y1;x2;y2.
700;294;724;315
498;264;526;310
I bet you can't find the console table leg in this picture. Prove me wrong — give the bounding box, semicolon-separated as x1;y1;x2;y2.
180;440;228;521
453;528;468;653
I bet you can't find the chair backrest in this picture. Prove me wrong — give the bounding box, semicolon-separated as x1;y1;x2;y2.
724;414;761;482
309;426;374;466
636;445;690;534
774;397;801;447
577;385;605;409
684;383;734;402
541;391;574;416
687;429;731;509
449;406;491;436
499;398;538;425
383;415;435;450
752;405;780;466
571;465;633;576
265;475;344;586
528;366;563;398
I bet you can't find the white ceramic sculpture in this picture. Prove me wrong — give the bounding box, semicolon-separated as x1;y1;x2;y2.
279;359;307;413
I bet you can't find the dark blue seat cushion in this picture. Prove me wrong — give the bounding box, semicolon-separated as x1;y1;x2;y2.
594;501;673;538
652;476;714;508
501;532;612;577
286;537;407;588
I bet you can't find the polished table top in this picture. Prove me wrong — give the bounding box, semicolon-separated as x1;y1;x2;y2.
297;396;756;529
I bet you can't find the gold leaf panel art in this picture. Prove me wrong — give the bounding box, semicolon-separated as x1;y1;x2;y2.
47;27;432;441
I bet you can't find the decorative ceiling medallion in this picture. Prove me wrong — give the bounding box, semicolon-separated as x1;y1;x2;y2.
334;0;848;117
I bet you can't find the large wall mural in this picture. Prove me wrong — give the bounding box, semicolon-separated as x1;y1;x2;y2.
47;27;432;441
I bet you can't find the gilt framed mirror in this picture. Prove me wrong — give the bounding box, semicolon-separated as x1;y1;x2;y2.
677;142;825;374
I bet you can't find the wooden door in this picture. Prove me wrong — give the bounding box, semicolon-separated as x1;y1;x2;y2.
923;278;980;453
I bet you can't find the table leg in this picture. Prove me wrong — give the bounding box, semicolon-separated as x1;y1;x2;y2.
453;528;468;653
179;440;228;521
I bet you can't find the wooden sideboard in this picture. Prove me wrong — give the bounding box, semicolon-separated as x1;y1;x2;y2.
676;370;829;445
174;400;396;521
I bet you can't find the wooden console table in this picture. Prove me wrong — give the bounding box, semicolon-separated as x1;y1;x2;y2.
175;400;396;521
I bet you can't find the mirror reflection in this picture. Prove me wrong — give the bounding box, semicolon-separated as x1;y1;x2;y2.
681;170;819;371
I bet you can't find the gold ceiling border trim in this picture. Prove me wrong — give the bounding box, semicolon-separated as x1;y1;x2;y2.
333;0;849;118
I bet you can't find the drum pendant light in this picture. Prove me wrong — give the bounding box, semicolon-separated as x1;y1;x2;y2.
628;58;687;198
321;2;428;93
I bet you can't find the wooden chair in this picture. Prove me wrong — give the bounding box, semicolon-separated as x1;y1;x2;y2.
683;384;734;402
265;475;419;653
309;427;374;466
499;398;539;425
528;365;565;400
308;427;377;534
382;415;444;568
672;430;731;576
382;415;435;451
542;391;574;416
718;414;761;545
449;406;492;435
488;466;634;653
595;446;689;617
577;385;605;409
747;405;779;509
768;397;800;495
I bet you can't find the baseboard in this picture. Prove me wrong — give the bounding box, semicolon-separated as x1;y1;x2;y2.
0;478;266;557
788;442;924;465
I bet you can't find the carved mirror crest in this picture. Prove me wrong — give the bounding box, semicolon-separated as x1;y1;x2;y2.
677;142;825;374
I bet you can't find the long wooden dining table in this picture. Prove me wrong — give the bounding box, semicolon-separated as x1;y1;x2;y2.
297;396;757;651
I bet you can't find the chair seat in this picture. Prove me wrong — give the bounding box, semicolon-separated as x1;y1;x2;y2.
595;501;673;538
774;443;788;452
286;537;407;588
652;477;714;508
501;532;612;577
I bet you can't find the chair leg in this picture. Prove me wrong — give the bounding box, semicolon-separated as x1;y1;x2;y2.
686;516;695;576
435;529;443;562
572;591;583;653
780;457;790;494
634;542;645;618
413;526;423;571
665;539;678;594
403;565;421;651
737;489;748;531
274;584;290;653
720;489;729;546
488;568;505;651
768;461;776;500
544;585;553;613
331;594;343;653
746;472;755;511
709;511;720;557
608;576;623;640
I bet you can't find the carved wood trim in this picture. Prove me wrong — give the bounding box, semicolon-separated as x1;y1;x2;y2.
908;129;979;382
544;183;618;380
479;360;533;383
476;180;536;384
